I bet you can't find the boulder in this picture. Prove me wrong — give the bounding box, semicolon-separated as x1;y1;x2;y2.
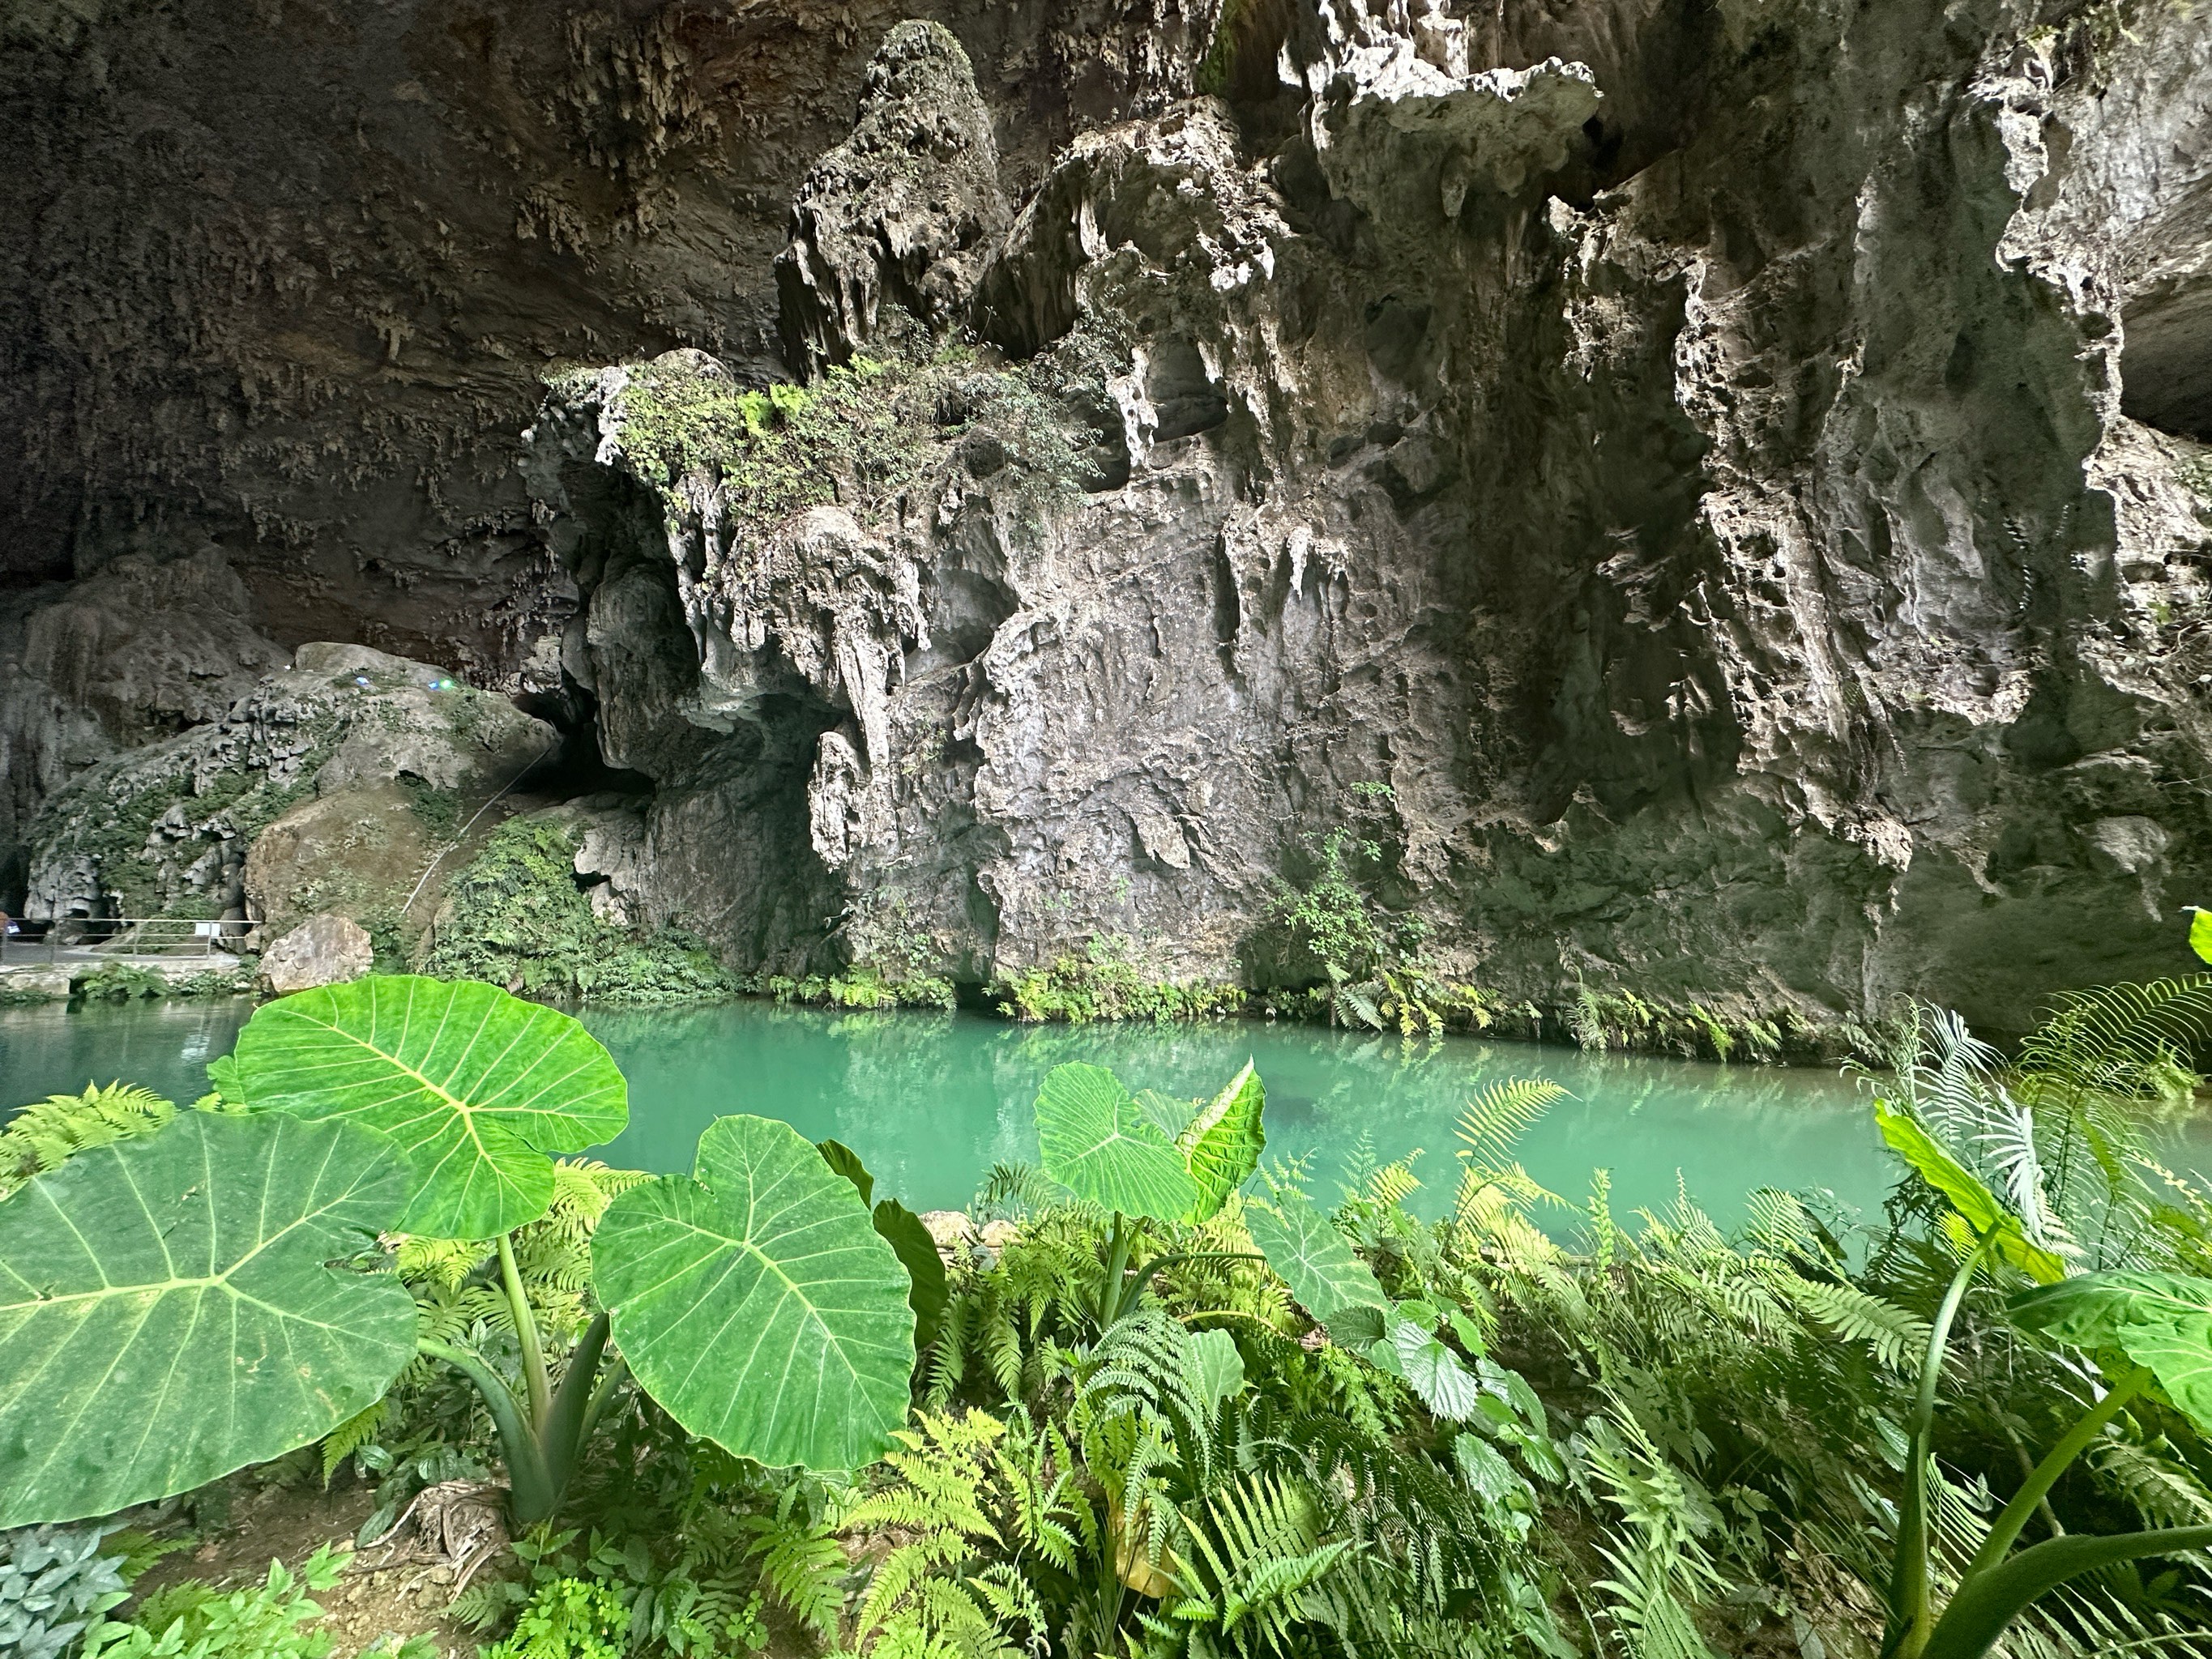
0;965;73;1004
258;914;374;996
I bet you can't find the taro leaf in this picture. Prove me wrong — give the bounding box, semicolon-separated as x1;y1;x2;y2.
1136;1090;1195;1143
236;975;629;1239
203;1055;249;1107
1393;1319;1483;1422
813;1140;950;1354
1873;1103;2065;1284
1175;1062;1266;1223
1189;1328;1246;1412
1247;1192;1390;1323
2191;906;2212;966
1035;1064;1197;1222
1326;1304;1389;1347
873;1198;950;1357
593;1114;914;1470
0;1111;416;1526
816;1140;874;1208
2013;1271;2212;1431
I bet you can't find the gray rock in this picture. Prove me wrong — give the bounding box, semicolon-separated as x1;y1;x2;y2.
12;0;2212;1040
777;22;1012;375
23;645;554;944
519;2;2212;1039
258;913;374;996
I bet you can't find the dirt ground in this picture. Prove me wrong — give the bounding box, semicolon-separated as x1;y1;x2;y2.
126;1477;485;1659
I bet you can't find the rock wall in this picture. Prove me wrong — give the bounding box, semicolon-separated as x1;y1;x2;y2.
7;0;2212;1041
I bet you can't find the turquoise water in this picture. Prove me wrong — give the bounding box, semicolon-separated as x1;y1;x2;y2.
17;996;2209;1229
0;996;1924;1227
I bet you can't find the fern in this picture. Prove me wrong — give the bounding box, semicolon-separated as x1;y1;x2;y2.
1141;1473;1352;1659
741;1512;846;1641
1785;1281;1927;1373
0;1084;174;1197
842;1410;1060;1658
319;1399;391;1485
1454;1078;1566;1179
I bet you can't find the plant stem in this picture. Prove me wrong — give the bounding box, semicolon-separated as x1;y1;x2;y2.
497;1231;553;1429
1099;1213;1136;1328
540;1310;612;1495
1964;1371;2144;1578
418;1337;556;1521
1886;1231;1994;1659
1921;1524;2212;1659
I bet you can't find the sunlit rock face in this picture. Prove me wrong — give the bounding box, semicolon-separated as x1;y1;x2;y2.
9;0;2212;1036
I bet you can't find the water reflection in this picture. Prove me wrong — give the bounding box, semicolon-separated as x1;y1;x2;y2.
9;997;2206;1234
581;1003;1899;1227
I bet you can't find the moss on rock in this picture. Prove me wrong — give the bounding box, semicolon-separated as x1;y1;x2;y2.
424;816;737;1006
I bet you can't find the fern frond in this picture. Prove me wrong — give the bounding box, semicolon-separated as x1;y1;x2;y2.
1787;1281;1929;1372
0;1082;175;1196
1454;1078;1566;1179
741;1513;848;1640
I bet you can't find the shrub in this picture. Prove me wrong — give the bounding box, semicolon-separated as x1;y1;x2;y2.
425;817;736;1005
82;1549;345;1659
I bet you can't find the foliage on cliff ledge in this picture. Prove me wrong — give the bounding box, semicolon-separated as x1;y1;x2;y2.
996;934;1246;1024
591;340;1087;535
423;817;734;1006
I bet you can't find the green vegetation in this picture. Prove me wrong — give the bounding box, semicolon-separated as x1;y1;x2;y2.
83;1550;346;1659
1194;0;1258;94
1567;979;1793;1062
425;817;736;1005
0;1525;138;1659
33;740;334;921
758;966;959;1013
9;936;2212;1658
997;935;1245;1024
0;1083;174;1199
0;975;921;1535
1249;829;1509;1036
599;342;1084;539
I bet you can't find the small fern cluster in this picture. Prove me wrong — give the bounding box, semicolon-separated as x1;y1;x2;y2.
0;1085;173;1198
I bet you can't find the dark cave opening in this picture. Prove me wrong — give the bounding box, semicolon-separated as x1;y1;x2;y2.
2121;279;2212;442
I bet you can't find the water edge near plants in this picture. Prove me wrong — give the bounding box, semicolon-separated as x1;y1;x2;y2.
7;994;2211;1230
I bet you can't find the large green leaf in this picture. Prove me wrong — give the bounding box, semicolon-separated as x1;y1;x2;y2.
0;1111;416;1526
1189;1328;1246;1411
593;1114;914;1470
1247;1192;1390;1323
2013;1271;2212;1431
814;1141;948;1356
1035;1064;1197;1222
872;1198;950;1357
1176;1062;1266;1223
2190;906;2212;966
1873;1103;2065;1284
235;975;629;1239
816;1140;874;1207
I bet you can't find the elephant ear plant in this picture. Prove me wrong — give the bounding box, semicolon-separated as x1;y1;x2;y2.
1031;1061;1268;1328
0;975;919;1530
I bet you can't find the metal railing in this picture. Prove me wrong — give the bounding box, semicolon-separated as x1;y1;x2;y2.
0;916;252;966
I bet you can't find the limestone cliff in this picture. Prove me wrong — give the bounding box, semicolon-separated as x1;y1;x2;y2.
6;0;2212;1044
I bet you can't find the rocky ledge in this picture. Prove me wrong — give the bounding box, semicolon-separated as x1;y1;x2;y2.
6;1;2212;1051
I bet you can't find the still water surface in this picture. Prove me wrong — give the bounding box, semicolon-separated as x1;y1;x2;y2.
11;996;2204;1228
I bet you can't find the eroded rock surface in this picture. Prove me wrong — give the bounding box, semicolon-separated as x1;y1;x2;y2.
8;0;2212;1038
260;914;375;996
24;645;554;951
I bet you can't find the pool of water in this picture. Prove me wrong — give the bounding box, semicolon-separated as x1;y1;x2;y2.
0;995;1935;1229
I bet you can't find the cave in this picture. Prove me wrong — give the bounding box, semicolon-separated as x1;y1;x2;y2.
2122;276;2212;441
